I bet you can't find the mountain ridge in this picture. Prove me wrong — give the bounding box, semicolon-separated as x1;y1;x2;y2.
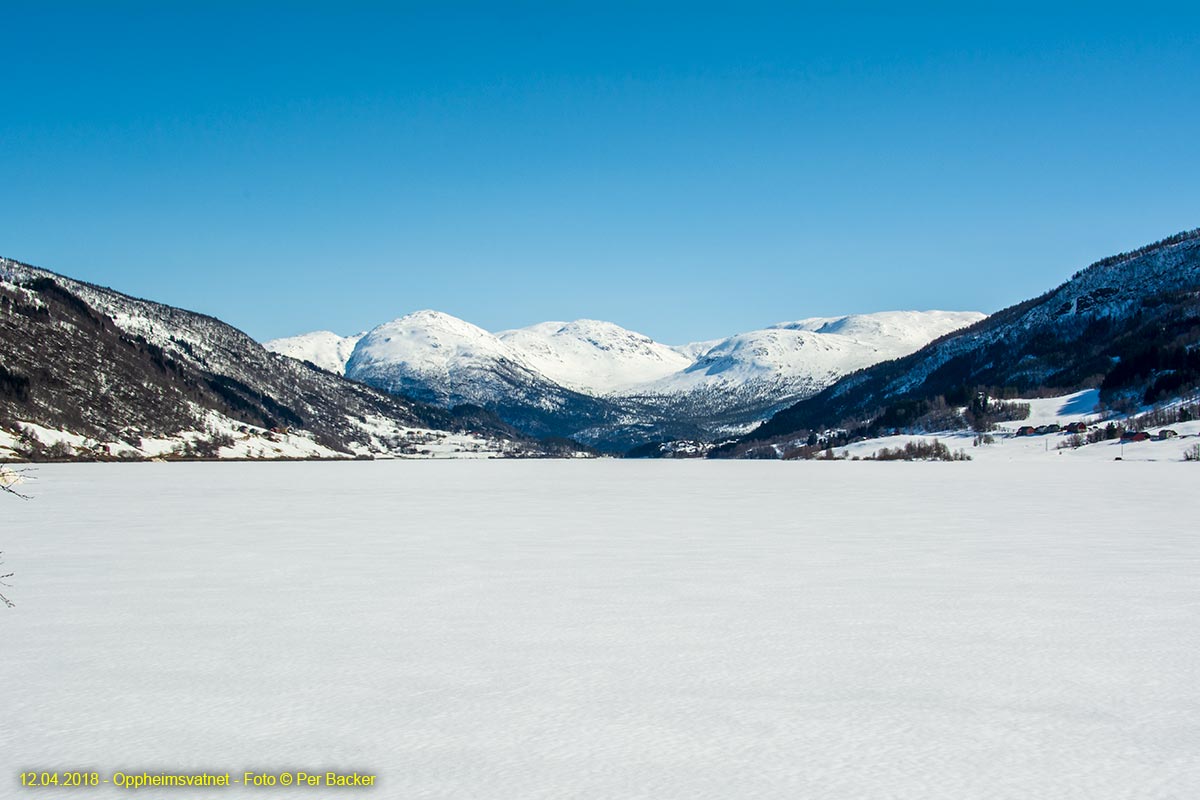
268;308;985;449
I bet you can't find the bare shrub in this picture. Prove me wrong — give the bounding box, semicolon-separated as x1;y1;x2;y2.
865;439;971;462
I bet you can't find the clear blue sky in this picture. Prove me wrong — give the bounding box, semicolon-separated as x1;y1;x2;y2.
3;2;1198;344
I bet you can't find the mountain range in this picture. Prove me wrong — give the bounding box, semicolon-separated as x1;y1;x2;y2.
4;227;1198;461
266;310;985;450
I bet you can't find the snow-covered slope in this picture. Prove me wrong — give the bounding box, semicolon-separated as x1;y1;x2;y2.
346;311;548;407
632;311;986;399
264;330;363;374
497;319;693;394
776;310;988;351
671;339;722;360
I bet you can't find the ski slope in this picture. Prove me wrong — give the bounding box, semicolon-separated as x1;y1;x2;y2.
3;461;1197;798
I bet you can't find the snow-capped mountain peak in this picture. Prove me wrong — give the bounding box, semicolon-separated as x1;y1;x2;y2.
629;310;987;397
497;319;693;394
343;311;559;409
264;330;364;374
352;310;520;375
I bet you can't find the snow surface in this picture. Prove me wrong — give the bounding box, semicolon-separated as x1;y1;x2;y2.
3;461;1198;799
262;330;364;374
994;389;1105;430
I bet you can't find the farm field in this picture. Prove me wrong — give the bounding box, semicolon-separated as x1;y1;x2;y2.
2;461;1198;799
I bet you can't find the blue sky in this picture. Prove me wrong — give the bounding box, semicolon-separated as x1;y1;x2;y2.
3;3;1198;343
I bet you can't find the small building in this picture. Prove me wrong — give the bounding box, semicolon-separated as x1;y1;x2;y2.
1064;421;1088;434
1120;430;1151;443
1016;426;1038;437
1157;429;1179;440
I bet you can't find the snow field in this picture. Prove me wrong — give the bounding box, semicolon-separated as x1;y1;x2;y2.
2;460;1198;799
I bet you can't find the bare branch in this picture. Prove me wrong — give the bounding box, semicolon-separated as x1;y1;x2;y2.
0;554;12;607
0;466;35;500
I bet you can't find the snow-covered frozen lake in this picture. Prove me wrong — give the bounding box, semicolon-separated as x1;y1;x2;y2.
3;461;1198;798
